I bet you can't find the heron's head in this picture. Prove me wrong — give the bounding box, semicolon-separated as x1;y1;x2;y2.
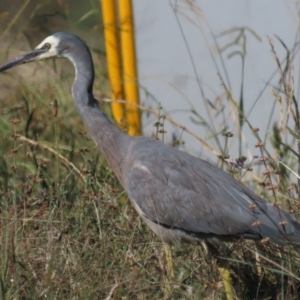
0;32;81;72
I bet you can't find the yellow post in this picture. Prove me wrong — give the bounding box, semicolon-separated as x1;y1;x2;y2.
118;0;141;136
101;0;125;128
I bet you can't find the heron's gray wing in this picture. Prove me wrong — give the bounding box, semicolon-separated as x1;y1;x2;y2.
123;139;300;245
125;158;255;236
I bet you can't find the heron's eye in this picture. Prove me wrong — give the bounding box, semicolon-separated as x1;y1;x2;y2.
42;43;51;50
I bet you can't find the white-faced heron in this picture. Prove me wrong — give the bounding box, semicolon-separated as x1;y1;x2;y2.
1;32;300;299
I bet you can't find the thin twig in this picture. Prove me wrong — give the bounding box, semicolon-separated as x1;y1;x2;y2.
17;135;85;183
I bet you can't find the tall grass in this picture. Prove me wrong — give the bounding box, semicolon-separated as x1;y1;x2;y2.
0;1;300;299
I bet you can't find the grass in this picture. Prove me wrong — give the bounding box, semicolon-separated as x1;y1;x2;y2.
1;1;300;299
1;57;300;300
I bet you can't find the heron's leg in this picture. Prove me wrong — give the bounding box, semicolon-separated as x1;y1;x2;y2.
205;242;235;300
164;243;174;278
218;267;234;300
159;243;175;296
254;241;263;276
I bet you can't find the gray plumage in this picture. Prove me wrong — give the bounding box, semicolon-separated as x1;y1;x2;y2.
1;32;300;248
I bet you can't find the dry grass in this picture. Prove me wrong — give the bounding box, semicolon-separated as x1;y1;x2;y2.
0;66;300;299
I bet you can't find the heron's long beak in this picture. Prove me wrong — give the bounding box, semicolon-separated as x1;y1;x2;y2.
0;48;48;72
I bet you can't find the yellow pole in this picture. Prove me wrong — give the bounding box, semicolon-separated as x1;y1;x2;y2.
101;0;125;128
118;0;141;136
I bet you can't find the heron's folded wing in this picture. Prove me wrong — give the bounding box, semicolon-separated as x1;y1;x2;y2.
124;159;257;236
123;138;300;244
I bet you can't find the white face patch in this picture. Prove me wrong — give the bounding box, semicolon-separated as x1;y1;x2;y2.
35;35;60;60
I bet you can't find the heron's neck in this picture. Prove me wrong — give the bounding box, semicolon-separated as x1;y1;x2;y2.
70;55;129;183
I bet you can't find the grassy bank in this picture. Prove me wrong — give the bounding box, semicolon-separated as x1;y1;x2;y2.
1;1;300;299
